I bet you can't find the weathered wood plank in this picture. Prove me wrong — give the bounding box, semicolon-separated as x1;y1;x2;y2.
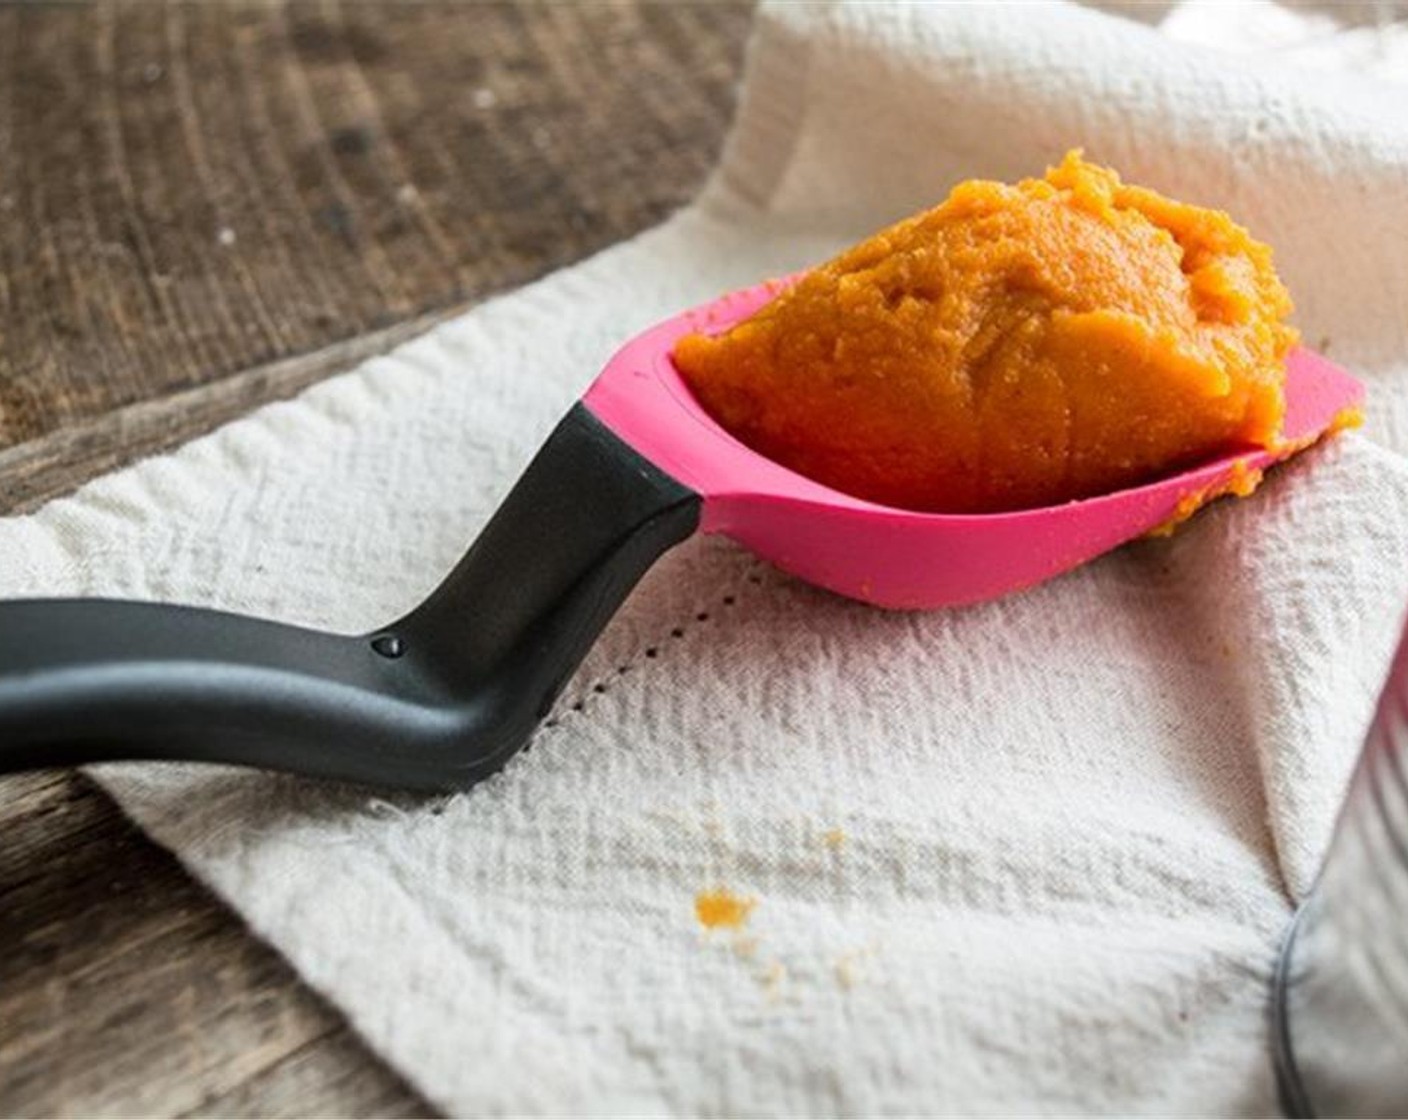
0;0;752;452
0;304;466;516
0;770;432;1118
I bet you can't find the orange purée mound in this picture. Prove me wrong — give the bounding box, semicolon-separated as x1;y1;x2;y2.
673;152;1298;514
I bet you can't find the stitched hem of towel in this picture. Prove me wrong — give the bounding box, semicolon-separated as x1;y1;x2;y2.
537;581;756;734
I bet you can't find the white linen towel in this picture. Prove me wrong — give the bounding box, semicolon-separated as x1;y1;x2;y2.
4;2;1408;1113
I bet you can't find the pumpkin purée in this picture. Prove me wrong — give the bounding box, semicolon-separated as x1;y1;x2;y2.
673;152;1298;514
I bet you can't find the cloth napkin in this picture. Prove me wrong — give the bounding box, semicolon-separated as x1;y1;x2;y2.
6;2;1408;1114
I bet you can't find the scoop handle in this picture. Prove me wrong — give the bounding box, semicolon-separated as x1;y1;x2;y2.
0;405;701;791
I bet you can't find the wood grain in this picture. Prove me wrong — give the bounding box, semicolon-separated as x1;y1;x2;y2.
0;0;751;454
0;771;431;1118
0;3;753;1116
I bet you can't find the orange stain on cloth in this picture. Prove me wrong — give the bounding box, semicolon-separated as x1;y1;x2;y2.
674;150;1299;515
694;889;755;931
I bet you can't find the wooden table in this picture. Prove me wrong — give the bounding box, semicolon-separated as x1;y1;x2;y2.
0;5;752;1114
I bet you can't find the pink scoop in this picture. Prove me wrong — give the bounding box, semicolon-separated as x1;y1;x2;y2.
0;275;1366;795
586;278;1364;609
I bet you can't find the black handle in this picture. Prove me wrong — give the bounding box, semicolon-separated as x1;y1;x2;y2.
0;405;701;791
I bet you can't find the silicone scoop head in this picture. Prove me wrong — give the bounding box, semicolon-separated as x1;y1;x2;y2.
584;280;1364;609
